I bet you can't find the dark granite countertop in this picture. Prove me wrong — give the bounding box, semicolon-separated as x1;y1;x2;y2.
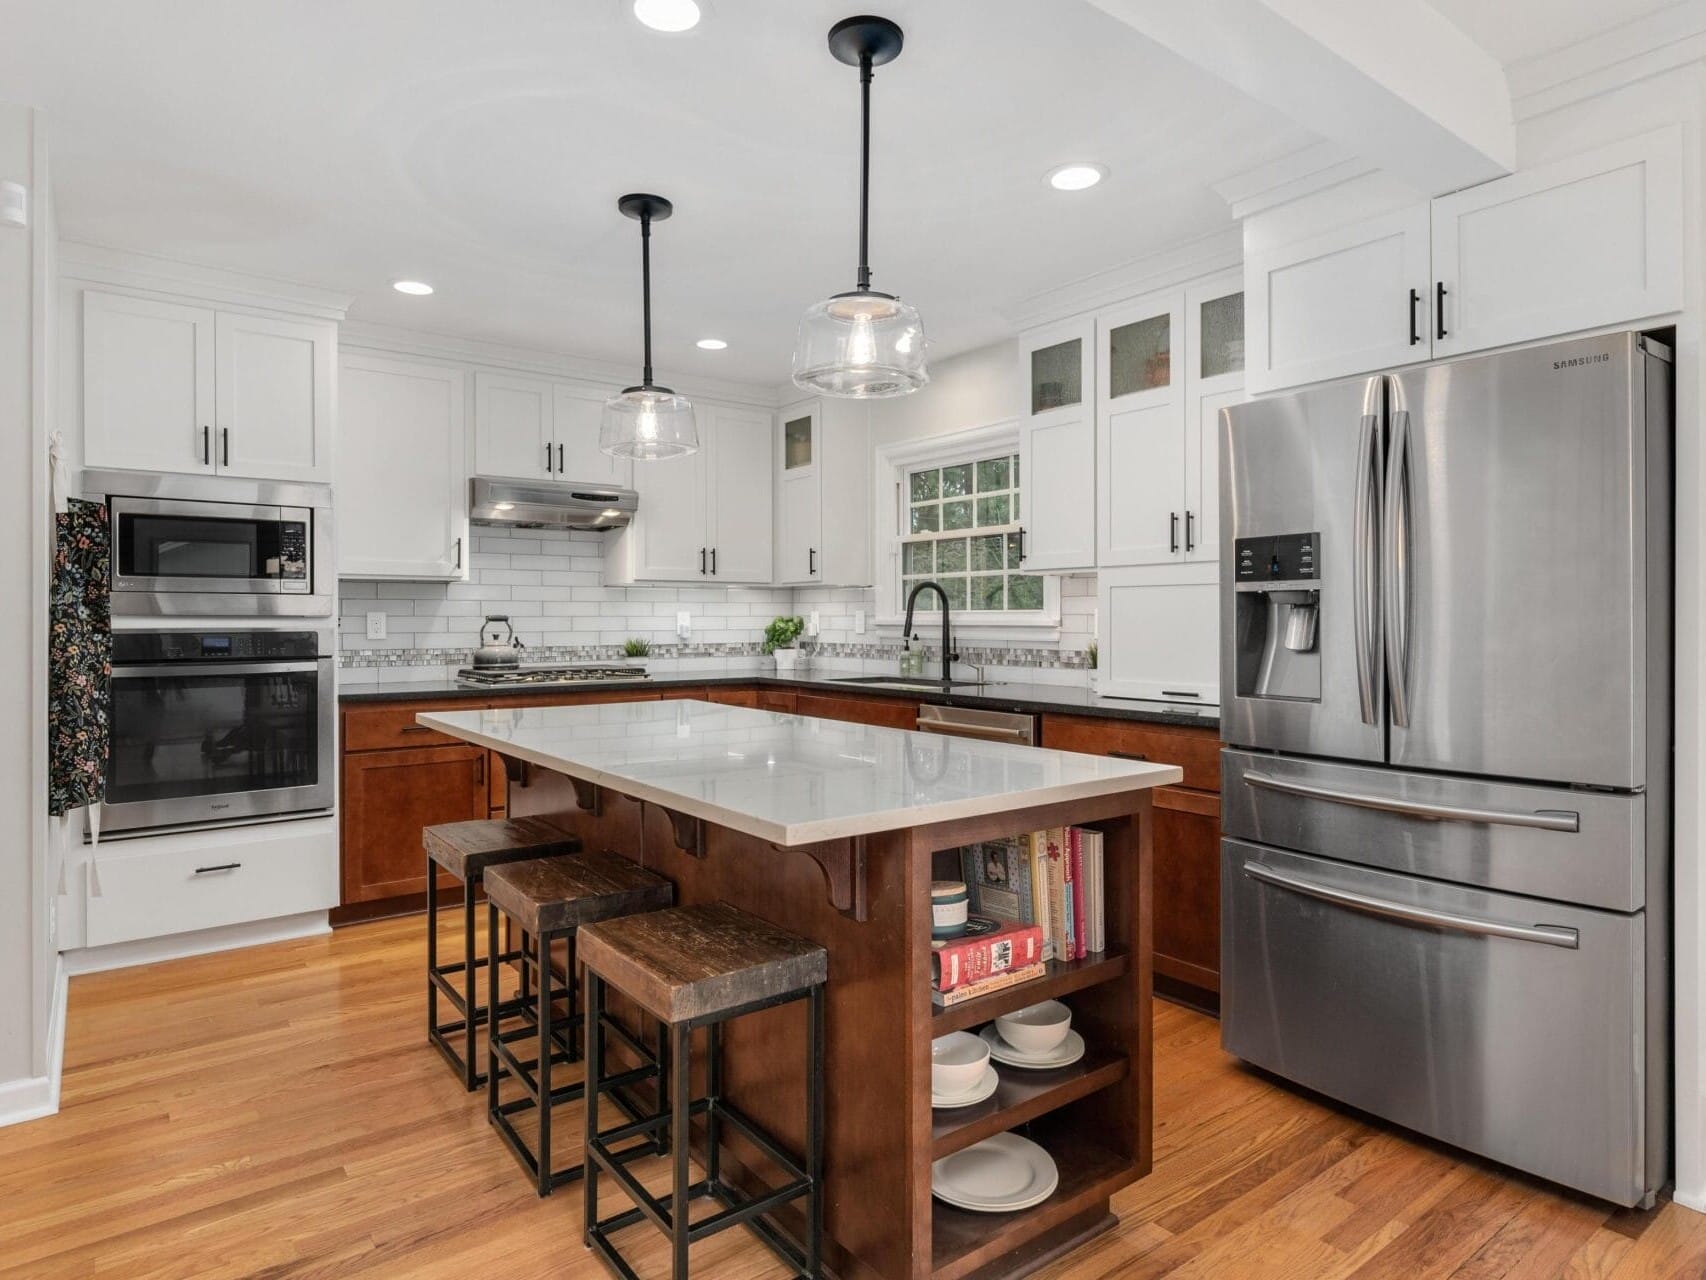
339;668;1219;730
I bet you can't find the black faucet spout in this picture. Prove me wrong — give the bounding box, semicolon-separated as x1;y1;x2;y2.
901;580;956;683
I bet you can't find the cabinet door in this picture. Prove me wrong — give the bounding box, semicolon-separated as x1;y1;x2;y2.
707;406;773;583
774;402;821;584
1245;204;1431;393
1153;786;1221;993
1017;318;1095;571
553;384;632;489
338;353;466;579
83;291;216;474
1432;126;1683;358
1097;563;1219;704
474;372;554;480
1183;276;1245;566
340;744;488;905
630;446;709;581
214;311;334;482
1097;291;1186;567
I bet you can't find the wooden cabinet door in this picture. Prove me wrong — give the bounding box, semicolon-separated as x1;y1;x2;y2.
83;290;216;474
338;353;467;579
1244;204;1431;394
1153;786;1220;993
707;405;774;583
215;310;334;482
1097;289;1186;567
474;371;554;480
553;384;632;489
341;745;488;905
1018;317;1096;572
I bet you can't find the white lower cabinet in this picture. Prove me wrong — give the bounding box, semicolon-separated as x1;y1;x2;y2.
1096;563;1219;705
81;817;339;949
337;352;467;579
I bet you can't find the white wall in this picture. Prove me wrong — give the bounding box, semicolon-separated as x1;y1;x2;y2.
867;339;1021;449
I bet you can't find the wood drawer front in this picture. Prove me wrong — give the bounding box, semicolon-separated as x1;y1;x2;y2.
85;817;339;948
1040;714;1222;792
705;687;760;707
794;691;917;730
343;703;476;752
341;745;489;905
756;688;798;712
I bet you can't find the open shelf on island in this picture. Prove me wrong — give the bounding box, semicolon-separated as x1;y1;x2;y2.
932;1046;1127;1159
931;950;1129;1036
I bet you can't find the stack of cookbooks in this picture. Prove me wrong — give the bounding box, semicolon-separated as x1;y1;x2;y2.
930;918;1046;1008
958;829;1106;963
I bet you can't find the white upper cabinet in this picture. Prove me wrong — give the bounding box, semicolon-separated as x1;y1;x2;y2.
1246;127;1683;393
1097;290;1186;567
1183;274;1245;566
337;353;467;580
1431;127;1683;358
772;397;871;587
626;446;708;581
1016;317;1096;572
707;406;774;583
474;372;554;480
83;291;217;474
553;385;632;490
775;401;820;585
214;311;334;483
1244;205;1432;395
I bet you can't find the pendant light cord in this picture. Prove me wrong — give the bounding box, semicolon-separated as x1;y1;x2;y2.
640;210;655;387
857;52;873;293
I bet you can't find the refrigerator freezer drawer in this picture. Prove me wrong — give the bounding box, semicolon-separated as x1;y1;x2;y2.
1221;749;1648;911
1222;838;1654;1207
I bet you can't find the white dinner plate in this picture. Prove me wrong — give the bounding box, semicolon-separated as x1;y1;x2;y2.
932;1064;999;1110
931;1133;1059;1212
979;1025;1085;1070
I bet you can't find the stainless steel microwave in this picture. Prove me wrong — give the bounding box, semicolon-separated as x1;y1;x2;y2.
84;470;333;617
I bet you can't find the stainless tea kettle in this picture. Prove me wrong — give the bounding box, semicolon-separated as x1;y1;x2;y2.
472;615;525;670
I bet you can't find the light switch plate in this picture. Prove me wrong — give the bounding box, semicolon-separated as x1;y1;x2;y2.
676;611;691;639
808;611;820;636
365;611;387;640
854;610;866;634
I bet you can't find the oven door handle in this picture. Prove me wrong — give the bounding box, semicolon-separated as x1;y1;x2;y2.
112;660;323;679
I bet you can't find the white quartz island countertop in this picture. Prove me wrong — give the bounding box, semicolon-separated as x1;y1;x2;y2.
419;698;1183;847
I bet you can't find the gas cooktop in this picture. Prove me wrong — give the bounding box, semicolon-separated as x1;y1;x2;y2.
456;665;650;687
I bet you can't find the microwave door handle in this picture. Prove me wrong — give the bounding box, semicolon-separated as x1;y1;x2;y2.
1352;410;1381;725
1382;407;1412;728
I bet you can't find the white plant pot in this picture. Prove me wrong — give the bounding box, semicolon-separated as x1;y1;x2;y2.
772;647;800;675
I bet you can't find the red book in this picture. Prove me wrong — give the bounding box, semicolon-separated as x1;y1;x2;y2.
931;921;1045;992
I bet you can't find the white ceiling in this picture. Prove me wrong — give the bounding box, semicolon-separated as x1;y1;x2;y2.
1426;0;1681;66
0;0;1313;387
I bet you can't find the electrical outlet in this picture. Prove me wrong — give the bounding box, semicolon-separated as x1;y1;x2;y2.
808;611;820;637
854;609;866;634
676;611;691;639
365;611;387;640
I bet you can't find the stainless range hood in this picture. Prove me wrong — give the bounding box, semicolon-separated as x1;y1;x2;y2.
469;476;638;531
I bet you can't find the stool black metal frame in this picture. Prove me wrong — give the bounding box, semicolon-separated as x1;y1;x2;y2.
426;845;535;1091
487;903;670;1197
583;970;825;1280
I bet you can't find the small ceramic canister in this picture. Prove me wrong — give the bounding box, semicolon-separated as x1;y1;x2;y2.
931;880;970;939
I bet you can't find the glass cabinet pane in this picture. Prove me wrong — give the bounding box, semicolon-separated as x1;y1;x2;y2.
783;415;814;470
1030;338;1082;414
1108;313;1171;398
1200;292;1246;379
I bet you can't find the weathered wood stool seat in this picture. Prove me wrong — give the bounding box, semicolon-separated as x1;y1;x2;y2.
484;850;675;1196
423;816;580;1091
579;902;828;1280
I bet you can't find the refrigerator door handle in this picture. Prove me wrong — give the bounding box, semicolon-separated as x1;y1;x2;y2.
1242;770;1582;832
1382;407;1412;727
1242;862;1581;949
1352;411;1381;725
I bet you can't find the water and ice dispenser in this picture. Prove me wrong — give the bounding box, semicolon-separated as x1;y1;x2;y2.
1233;532;1321;701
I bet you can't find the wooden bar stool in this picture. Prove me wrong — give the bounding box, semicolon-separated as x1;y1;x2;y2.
484;850;675;1196
424;816;580;1091
579;902;828;1280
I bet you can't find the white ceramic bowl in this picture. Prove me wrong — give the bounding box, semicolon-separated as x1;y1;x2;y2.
995;1000;1072;1055
931;1031;991;1096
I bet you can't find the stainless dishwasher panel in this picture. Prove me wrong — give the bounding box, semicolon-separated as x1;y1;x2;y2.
915;704;1038;746
1222;837;1653;1207
1221;749;1647;911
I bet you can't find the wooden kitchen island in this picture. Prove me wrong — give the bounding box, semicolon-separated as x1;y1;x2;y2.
420;699;1180;1280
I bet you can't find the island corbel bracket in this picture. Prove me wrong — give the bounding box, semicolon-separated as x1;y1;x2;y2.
498;754;531;789
781;835;869;922
569;776;604;816
662;806;706;858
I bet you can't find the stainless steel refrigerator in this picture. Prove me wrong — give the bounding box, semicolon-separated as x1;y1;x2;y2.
1218;331;1672;1208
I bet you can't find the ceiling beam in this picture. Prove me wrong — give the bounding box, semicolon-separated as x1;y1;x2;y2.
1087;0;1514;195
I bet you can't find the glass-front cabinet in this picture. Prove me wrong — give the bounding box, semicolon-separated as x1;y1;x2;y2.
1096;288;1185;567
1016;316;1096;572
1183;275;1245;567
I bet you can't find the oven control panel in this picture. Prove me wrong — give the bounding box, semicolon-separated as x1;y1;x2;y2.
112;630;325;662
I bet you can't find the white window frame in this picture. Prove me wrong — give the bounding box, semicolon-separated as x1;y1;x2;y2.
873;420;1061;640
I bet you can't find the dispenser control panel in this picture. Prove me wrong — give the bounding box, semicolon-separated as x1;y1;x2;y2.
1236;532;1318;581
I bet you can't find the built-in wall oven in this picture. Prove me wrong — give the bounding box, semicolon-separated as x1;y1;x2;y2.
85;469;333;616
102;628;336;836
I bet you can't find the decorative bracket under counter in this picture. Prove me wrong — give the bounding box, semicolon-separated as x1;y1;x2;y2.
569;775;605;817
780;835;870;923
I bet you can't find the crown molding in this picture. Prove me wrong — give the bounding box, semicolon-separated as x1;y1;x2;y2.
55;241;353;321
338;320;780;408
1002;226;1244;332
1210;139;1379;221
1507;0;1706;121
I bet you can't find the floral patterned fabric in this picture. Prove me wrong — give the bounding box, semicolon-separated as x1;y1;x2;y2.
48;499;110;817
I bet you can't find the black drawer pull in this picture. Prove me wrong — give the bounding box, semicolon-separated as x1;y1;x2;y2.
1408;288;1421;346
1109;750;1148;761
195;863;241;875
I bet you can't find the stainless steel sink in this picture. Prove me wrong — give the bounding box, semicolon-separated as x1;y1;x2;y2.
829;675;992;691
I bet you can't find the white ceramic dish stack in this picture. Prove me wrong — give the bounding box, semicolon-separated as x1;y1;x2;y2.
932;1030;992;1096
981;1000;1085;1069
931;1133;1060;1212
932;1064;999;1109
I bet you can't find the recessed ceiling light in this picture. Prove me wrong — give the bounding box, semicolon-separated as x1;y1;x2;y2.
633;0;701;32
1047;163;1106;192
696;338;728;350
392;279;434;295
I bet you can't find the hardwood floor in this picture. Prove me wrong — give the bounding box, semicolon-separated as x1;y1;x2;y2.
0;915;1701;1279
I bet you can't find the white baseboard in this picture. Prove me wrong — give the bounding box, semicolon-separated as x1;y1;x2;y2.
1675;1185;1706;1214
63;911;331;976
0;956;67;1129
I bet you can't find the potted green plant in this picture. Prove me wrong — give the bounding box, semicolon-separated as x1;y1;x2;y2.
621;637;652;665
764;615;806;674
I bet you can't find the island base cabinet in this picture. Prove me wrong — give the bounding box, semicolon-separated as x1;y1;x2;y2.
1152;787;1220;999
338;744;488;917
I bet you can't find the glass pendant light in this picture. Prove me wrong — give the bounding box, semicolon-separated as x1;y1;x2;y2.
792;16;927;399
601;193;699;459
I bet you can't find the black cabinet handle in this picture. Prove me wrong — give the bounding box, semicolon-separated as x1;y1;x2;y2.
1108;750;1148;762
195;862;241;874
1408;289;1422;346
221;427;230;467
201;425;210;466
545;442;553;473
1185;510;1195;553
808;547;817;575
558;443;565;474
699;547;707;575
1169;512;1179;555
454;536;462;570
710;547;717;575
475;754;485;786
1436;281;1448;340
1017;526;1026;562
